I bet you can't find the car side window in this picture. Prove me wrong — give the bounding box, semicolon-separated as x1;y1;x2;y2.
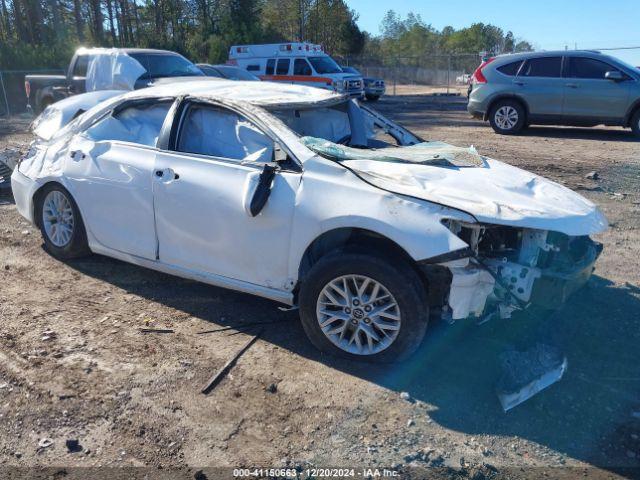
294;59;312;76
266;59;275;75
73;55;89;78
521;57;562;78
84;101;172;147
176;105;274;163
276;59;290;75
567;57;626;79
496;60;523;76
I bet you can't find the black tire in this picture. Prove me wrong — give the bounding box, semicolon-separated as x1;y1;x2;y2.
365;94;380;102
489;99;526;135
36;183;90;259
299;251;429;363
631;109;640;138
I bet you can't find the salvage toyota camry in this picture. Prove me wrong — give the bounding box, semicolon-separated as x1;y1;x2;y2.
12;81;607;362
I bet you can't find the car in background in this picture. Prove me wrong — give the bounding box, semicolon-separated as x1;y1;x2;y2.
467;50;640;137
341;66;385;101
197;64;260;81
25;48;205;113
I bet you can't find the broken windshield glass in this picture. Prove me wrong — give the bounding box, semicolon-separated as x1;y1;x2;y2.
301;136;484;168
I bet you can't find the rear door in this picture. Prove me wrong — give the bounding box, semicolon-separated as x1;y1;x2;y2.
514;56;565;119
64;99;173;259
563;56;631;121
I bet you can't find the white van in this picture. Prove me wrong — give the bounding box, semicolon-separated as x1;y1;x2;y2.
228;42;364;97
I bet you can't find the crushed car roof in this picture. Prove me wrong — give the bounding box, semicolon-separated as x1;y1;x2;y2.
120;80;348;107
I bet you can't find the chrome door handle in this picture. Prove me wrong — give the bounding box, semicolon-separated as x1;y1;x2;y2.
155;168;179;181
514;81;525;86
565;83;578;88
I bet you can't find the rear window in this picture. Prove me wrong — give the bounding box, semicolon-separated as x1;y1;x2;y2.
276;59;290;75
521;57;562;78
266;59;275;75
496;60;523;76
130;53;203;79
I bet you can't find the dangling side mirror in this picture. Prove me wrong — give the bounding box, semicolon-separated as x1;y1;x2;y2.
243;162;277;218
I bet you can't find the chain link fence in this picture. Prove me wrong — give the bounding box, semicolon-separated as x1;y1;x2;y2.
339;53;482;96
0;69;65;117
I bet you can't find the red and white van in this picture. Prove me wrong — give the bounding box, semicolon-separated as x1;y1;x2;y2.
228;42;364;97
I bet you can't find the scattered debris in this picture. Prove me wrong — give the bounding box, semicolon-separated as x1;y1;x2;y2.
585;171;599;180
66;439;82;453
497;344;567;412
407;418;415;427
139;328;174;334
266;383;278;394
400;391;411;402
38;438;53;449
201;330;262;395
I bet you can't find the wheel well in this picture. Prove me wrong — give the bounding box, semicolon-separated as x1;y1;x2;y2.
627;103;640;127
295;228;429;302
485;95;529;121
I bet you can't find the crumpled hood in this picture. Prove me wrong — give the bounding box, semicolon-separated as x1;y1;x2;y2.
341;148;608;236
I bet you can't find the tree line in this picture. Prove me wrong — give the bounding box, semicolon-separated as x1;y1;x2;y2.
0;1;531;70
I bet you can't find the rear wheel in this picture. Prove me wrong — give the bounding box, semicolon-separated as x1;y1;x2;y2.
37;184;89;259
631;109;640;138
299;252;429;363
489;99;526;134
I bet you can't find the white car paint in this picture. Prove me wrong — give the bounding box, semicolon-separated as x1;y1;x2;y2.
12;80;607;318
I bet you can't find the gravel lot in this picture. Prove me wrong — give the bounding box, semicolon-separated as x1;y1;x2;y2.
0;91;639;479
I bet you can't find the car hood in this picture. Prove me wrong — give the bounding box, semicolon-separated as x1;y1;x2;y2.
305;139;607;236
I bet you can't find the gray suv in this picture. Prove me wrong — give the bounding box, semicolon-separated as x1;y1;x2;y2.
467;51;640;137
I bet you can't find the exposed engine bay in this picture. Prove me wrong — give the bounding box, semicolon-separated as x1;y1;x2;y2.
427;221;603;323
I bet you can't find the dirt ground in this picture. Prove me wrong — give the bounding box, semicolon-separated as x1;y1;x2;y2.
0;90;639;480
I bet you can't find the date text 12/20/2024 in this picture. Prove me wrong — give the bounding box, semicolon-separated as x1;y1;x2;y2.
232;468;400;478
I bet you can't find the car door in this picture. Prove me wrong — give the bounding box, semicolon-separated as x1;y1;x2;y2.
563;56;631;121
64;99;174;260
514;56;565;119
153;101;301;290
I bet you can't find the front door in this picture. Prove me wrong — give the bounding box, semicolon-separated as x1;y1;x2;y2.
563;56;631;121
153;102;300;289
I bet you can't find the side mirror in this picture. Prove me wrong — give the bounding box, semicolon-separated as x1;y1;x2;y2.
605;70;624;81
243;163;277;217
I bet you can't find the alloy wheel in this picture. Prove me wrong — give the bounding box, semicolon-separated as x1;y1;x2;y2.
42;190;75;247
494;105;519;130
316;274;401;355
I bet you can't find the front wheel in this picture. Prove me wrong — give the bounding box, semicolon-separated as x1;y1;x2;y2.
489;99;526;134
299;252;429;363
37;183;90;259
365;94;380;101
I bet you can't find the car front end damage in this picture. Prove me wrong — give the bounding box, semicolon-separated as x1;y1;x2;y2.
421;221;603;323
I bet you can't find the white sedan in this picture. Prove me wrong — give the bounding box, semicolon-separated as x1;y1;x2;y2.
12;81;607;362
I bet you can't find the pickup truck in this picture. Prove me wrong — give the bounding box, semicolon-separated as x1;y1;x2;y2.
25;47;205;113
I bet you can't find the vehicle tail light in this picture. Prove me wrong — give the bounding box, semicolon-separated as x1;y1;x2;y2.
24;80;31;98
471;57;495;84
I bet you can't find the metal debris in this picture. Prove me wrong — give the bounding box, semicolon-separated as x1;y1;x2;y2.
138;328;174;334
201;330;262;395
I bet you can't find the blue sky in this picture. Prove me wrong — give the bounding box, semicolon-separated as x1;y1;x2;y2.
347;0;640;66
